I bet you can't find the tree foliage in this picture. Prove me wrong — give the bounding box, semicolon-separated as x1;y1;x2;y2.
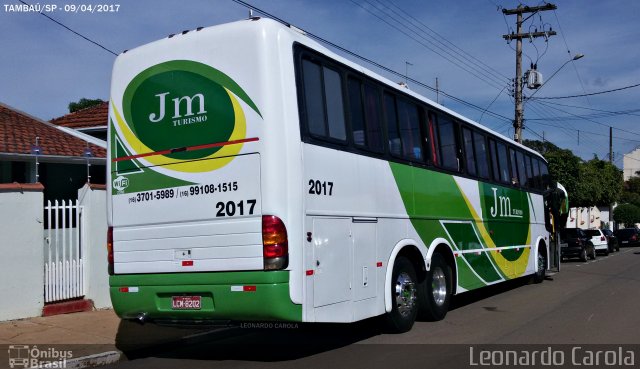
613;204;640;226
523;140;622;207
68;98;104;113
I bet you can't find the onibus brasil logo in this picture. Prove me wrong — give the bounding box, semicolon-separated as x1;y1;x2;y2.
8;345;73;368
112;60;262;175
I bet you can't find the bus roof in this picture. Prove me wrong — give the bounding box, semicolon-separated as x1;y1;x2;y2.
121;17;546;161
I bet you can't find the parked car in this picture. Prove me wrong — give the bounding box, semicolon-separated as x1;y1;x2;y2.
601;229;620;252
560;228;596;262
584;229;610;255
614;228;640;247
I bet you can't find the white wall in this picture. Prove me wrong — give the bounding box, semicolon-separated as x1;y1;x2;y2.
0;184;44;321
78;184;111;308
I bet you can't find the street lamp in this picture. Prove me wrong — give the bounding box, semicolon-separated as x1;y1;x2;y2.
526;53;584;100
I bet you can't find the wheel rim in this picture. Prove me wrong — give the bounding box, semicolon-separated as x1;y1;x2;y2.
431;267;447;306
581;249;587;260
394;272;416;317
537;252;546;274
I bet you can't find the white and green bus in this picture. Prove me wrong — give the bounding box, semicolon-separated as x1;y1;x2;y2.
108;17;555;332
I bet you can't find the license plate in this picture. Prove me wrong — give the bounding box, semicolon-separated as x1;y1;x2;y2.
622;241;629;244
172;296;201;310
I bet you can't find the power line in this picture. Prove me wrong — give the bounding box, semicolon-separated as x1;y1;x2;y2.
229;0;513;125
534;100;640;138
531;82;640;100
525;108;640;121
348;0;507;90
552;9;591;106
534;100;640;118
18;0;118;56
378;0;510;83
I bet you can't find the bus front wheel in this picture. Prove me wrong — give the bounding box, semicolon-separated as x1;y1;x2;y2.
383;256;418;333
417;253;451;321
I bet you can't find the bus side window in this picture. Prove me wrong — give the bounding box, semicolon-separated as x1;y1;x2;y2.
525;155;534;189
384;93;402;156
496;142;510;184
347;77;366;146
474;131;490;179
509;147;519;186
489;139;499;182
363;83;384;152
427;112;439;165
323;67;347;140
301;59;346;141
540;160;550;190
397;98;422;161
437;114;459;171
532;157;542;190
515;151;527;188
301;59;326;137
462;127;476;176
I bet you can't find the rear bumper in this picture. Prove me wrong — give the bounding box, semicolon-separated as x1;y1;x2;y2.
619;240;640;247
593;243;608;251
110;271;302;322
561;246;584;258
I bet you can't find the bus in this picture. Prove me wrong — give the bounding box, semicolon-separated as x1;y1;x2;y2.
107;17;555;333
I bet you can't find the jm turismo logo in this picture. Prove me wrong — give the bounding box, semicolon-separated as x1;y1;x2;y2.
113;176;129;193
490;187;524;218
7;345;73;368
149;92;208;127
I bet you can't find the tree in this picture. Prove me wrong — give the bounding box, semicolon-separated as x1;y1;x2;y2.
522;139;559;155
543;148;581;203
613;204;640;227
523;140;623;207
68;98;104;113
573;157;622;207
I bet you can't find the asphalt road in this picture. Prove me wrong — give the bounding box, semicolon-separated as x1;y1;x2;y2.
105;247;640;369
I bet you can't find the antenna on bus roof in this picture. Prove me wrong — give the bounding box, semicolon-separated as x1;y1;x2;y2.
248;8;260;20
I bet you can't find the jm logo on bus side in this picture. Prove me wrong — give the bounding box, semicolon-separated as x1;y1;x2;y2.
490;187;524;218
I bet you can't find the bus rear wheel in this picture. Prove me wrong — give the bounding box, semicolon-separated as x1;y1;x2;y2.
383;256;418;333
532;246;546;284
417;253;451;321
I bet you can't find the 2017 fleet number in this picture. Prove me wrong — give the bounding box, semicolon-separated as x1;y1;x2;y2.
308;180;333;196
216;199;257;217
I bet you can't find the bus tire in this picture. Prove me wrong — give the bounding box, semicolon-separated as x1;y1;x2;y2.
417;253;451;321
532;245;546;284
383;256;418;333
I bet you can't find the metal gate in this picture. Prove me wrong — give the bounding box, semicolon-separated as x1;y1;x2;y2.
44;200;85;303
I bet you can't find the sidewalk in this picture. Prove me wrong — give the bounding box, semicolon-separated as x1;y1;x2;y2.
0;309;121;367
0;308;232;368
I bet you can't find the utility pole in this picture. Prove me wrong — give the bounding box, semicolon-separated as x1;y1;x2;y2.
502;4;557;143
609;126;613;163
435;77;440;104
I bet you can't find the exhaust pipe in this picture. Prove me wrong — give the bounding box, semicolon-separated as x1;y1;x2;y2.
136;313;148;325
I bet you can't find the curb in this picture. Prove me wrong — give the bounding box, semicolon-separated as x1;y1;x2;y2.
65;350;121;369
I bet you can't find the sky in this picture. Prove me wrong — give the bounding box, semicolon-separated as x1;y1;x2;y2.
1;0;639;166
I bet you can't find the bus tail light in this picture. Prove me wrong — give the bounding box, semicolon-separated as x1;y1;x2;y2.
107;227;114;275
262;215;288;270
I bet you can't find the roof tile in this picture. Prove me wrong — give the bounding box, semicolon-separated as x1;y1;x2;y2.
50;101;108;129
0;103;106;158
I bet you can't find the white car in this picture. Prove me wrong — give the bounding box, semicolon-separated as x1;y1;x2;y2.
584;229;609;256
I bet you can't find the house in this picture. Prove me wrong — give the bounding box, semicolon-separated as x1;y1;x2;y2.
623;147;640;181
0;102;106;202
49;101;108;141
